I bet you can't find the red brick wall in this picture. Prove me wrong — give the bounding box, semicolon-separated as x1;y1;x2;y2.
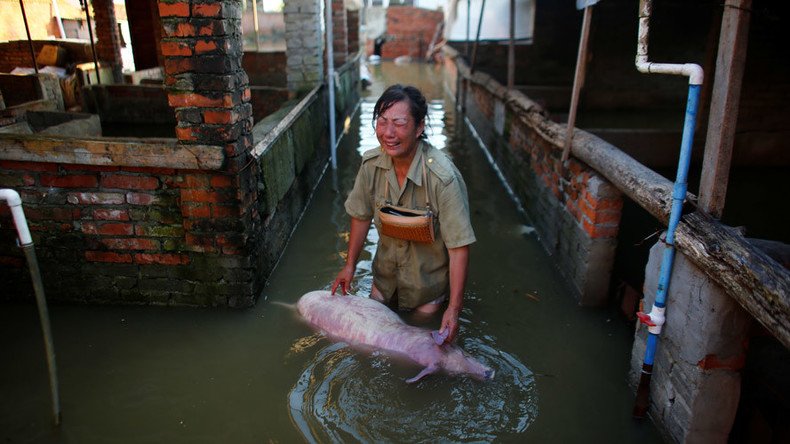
332;0;348;66
0;160;252;306
382;6;443;60
347;10;360;56
456;60;622;305
93;0;124;82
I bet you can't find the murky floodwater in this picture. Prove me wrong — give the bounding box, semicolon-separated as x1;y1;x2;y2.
1;62;662;443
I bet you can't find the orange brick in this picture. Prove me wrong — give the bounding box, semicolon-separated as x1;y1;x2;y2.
158;1;190;17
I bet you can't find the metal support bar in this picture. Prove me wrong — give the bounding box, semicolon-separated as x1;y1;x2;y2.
82;0;101;85
326;0;337;169
19;0;39;74
507;0;515;90
469;0;486;73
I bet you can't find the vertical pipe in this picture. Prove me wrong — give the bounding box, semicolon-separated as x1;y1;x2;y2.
562;6;593;162
0;189;60;426
252;0;260;52
634;83;700;417
698;0;751;218
632;0;703;418
507;0;514;90
465;0;471;58
82;0;101;85
326;0;338;169
19;0;39;74
469;0;486;73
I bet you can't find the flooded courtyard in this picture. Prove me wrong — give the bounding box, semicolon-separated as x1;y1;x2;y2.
1;62;663;443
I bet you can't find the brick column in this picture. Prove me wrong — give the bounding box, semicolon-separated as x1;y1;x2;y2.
92;0;124;82
159;0;253;172
127;0;164;70
284;0;323;92
347;9;360;56
332;0;348;66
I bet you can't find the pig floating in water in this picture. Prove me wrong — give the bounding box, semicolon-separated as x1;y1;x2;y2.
297;290;494;383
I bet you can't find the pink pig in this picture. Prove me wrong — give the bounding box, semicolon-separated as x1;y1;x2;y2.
297;290;494;383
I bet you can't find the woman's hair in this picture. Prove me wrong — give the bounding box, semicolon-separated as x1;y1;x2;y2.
372;84;429;140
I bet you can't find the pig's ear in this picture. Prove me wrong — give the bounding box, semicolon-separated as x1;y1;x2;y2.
405;363;439;383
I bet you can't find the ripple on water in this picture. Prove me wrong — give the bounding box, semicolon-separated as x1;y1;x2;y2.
288;336;538;443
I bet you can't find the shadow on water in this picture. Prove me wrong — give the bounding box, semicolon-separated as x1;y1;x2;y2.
0;62;663;443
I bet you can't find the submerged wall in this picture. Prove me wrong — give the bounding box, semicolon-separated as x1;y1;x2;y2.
0;61;359;307
443;47;622;306
632;242;751;443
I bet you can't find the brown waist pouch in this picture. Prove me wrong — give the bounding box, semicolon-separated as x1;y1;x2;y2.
378;205;434;243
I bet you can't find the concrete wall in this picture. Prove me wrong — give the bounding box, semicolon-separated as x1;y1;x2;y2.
631;242;751;443
444;47;622;306
242;51;287;87
284;0;323;92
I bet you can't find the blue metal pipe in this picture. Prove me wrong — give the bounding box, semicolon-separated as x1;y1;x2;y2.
634;83;701;417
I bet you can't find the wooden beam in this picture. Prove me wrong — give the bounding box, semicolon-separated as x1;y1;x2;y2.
446;44;790;349
698;0;752;217
0;134;224;170
675;211;790;349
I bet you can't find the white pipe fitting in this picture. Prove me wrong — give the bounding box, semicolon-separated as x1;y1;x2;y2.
637;305;666;335
636;0;704;86
0;189;33;245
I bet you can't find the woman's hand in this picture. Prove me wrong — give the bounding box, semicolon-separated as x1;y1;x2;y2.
331;264;355;295
439;304;461;343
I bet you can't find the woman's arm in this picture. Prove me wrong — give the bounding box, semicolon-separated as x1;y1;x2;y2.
440;245;470;342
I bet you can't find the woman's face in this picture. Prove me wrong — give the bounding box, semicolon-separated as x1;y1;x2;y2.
375;100;424;161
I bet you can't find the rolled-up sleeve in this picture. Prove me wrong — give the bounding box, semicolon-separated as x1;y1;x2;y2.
344;163;374;220
437;178;476;249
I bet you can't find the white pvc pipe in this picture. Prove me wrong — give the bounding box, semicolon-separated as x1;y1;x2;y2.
0;188;32;245
636;0;704;85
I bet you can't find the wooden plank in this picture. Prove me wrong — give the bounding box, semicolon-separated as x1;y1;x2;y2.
698;0;752;217
0;134;224;170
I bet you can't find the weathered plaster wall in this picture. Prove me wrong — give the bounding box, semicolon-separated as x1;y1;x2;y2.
631;242;751;443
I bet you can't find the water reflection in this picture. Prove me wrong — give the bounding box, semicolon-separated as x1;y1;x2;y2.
288;338;537;443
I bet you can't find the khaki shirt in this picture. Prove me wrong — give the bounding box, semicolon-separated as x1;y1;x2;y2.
345;141;476;309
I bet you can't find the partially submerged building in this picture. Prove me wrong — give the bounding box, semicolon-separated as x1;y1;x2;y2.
1;0;362;307
1;0;788;442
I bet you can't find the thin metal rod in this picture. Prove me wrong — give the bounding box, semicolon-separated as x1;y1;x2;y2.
469;0;486;73
465;0;471;58
252;0;260;52
326;0;337;169
507;0;514;90
82;0;101;85
562;5;593;162
23;244;61;426
19;0;39;74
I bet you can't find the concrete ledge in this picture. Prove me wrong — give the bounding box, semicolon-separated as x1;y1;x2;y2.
0;134;224;170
